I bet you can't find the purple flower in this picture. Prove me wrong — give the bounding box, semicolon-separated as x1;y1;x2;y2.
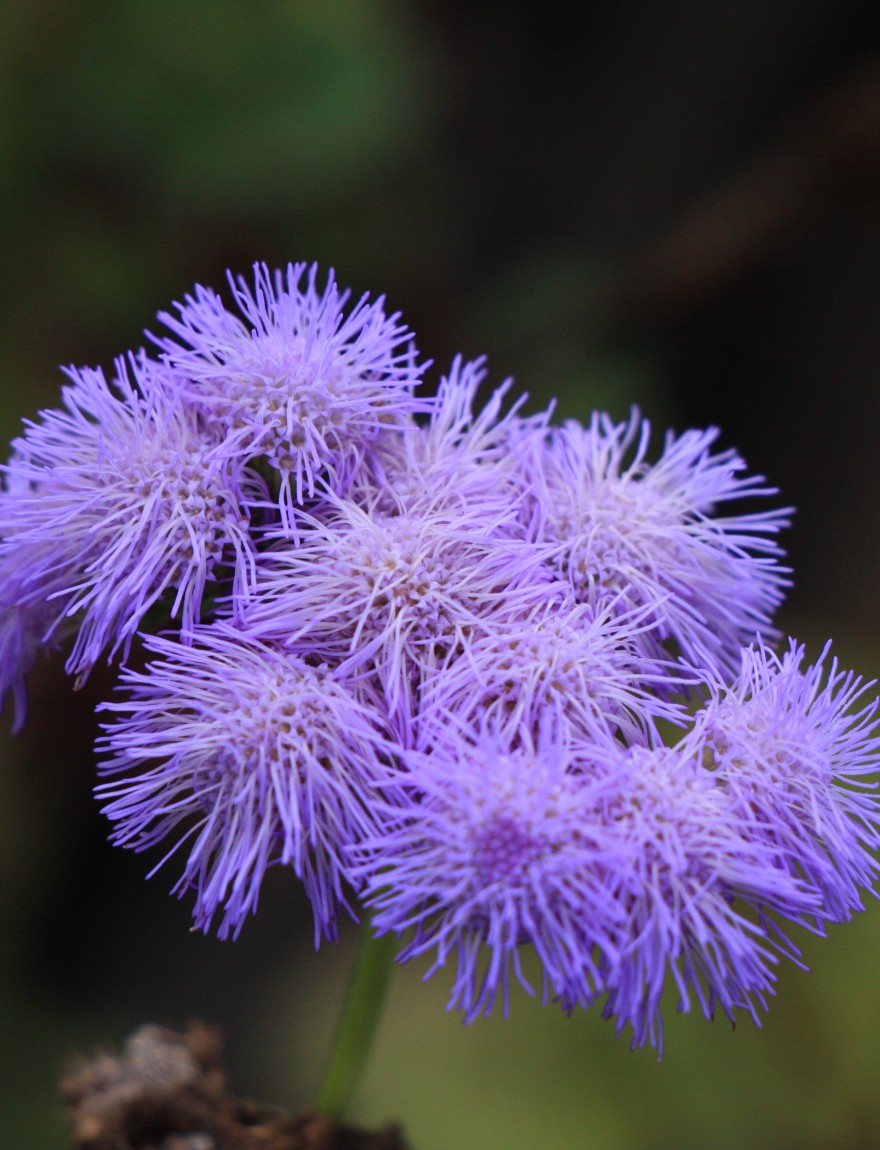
352;722;626;1021
580;741;814;1051
152;262;429;514
351;356;549;518
418;596;689;749
687;638;880;922
0;547;73;731
354;721;817;1048
0;453;82;727
514;410;790;676
0;355;262;678
96;623;395;942
241;494;559;730
5;256;876;1056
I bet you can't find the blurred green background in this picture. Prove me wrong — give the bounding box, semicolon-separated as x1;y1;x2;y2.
2;3;880;1147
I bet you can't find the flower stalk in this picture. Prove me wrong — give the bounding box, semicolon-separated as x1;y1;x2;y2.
315;925;399;1121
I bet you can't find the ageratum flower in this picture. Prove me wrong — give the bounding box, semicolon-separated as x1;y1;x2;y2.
0;356;261;678
96;623;395;942
5;258;878;1057
418;596;689;749
241;494;560;732
352;722;627;1021
350;355;549;518
0;548;72;732
581;742;822;1050
152;262;429;513
514;410;790;676
687;638;880;923
0;458;78;728
355;723;818;1048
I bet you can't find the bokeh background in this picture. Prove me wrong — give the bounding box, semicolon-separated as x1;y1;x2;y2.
2;3;880;1147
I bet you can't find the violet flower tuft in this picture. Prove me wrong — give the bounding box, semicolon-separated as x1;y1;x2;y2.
515;410;791;676
97;623;395;942
0;355;261;678
152;262;429;513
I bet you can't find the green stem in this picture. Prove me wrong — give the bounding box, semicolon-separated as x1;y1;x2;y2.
315;924;399;1121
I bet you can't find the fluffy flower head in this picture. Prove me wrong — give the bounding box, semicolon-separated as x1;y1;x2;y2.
516;410;790;675
4;257;879;1058
242;494;558;725
418;597;688;748
581;742;814;1049
688;639;880;920
351;355;548;518
353;722;625;1020
0;356;260;676
97;624;394;942
153;262;428;509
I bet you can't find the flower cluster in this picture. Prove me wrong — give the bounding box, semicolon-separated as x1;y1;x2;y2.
2;261;879;1049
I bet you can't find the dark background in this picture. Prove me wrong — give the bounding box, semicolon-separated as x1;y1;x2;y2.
3;4;880;1147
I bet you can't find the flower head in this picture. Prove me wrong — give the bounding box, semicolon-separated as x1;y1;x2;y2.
0;547;73;731
418;596;688;749
242;494;559;729
96;623;395;942
515;410;790;676
3;257;877;1058
0;355;261;677
351;355;548;519
152;262;429;512
352;722;625;1020
687;639;880;922
581;742;814;1050
355;721;817;1047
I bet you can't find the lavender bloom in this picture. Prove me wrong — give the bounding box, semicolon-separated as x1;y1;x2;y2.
514;410;790;676
5;258;878;1055
355;720;819;1048
0;549;72;732
152;262;429;513
351;355;549;518
687;639;880;922
97;624;394;942
0;355;261;678
581;742;816;1051
352;722;626;1021
241;494;559;730
418;596;689;749
0;459;76;728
